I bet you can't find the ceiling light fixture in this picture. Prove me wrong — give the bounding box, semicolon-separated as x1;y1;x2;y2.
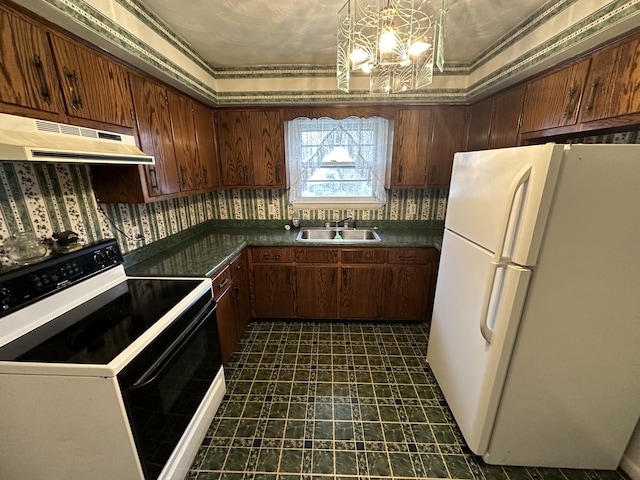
337;0;446;93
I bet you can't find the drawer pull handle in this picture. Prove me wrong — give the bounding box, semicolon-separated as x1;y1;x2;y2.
235;261;244;269
33;55;51;104
217;277;229;289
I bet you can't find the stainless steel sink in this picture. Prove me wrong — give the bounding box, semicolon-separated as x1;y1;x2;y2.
295;228;381;242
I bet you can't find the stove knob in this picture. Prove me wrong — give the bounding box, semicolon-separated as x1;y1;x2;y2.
0;287;12;310
94;252;106;265
105;248;118;260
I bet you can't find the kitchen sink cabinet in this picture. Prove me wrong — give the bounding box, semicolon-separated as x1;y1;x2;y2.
390;107;467;189
340;265;387;319
48;31;135;129
249;247;296;318
295;248;339;318
577;36;640;124
0;5;65;118
520;58;591;133
216;109;285;188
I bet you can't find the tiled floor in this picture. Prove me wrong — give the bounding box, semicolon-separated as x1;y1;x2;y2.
185;322;629;480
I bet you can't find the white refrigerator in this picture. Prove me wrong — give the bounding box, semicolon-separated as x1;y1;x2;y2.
427;143;640;469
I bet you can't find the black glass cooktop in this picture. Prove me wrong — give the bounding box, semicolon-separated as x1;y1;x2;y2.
0;278;203;365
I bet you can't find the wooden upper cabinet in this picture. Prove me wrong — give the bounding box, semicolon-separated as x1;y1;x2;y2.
578;37;640;123
193;103;220;189
249;110;285;188
427;107;467;187
467;97;493;151
520;59;590;133
391;108;431;188
490;84;526;149
167;90;199;192
0;7;64;115
128;73;180;197
48;32;134;128
216;110;251;187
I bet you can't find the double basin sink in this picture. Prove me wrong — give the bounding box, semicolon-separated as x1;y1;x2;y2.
295;227;381;243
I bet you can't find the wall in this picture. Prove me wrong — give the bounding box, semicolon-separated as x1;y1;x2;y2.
0;162;447;260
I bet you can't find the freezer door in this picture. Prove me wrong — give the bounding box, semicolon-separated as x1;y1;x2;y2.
446;144;564;266
427;229;532;455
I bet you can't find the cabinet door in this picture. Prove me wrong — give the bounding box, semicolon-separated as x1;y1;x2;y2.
129;73;180;197
217;110;251;186
340;266;386;319
391;109;431;187
215;287;237;365
427;107;467;187
230;252;251;339
490;84;526;149
520;59;590;133
49;32;134;128
0;8;63;114
167;90;199;192
249;110;285;187
297;266;338;318
578;38;640;123
251;265;296;317
467;97;493;151
193;102;220;189
384;265;432;320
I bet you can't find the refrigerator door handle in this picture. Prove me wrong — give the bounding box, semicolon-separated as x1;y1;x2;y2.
480;165;532;343
494;165;532;263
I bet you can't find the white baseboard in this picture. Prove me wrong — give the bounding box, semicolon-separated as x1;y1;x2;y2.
621;453;640;480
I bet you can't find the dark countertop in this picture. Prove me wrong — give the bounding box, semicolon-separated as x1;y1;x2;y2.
124;220;444;278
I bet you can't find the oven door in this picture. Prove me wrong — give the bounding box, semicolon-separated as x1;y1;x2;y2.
118;293;222;480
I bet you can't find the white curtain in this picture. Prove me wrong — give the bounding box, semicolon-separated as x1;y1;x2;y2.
286;116;391;205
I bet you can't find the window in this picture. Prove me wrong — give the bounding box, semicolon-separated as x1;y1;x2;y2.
285;116;393;207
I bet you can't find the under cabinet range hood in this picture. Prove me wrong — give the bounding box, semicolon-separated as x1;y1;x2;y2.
0;113;154;165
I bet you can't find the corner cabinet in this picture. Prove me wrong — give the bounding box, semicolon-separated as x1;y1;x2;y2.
216;109;285;188
390;107;467;189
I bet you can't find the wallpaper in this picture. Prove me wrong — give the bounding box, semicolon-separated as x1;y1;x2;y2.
1;128;638;263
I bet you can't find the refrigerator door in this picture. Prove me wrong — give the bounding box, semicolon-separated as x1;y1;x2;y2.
427;229;532;455
445;144;564;266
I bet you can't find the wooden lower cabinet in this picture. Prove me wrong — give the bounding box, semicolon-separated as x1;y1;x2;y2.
249;246;439;322
211;252;252;364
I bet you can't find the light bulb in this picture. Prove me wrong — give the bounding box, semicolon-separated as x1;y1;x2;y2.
409;41;431;56
379;29;397;53
361;63;373;73
350;48;367;64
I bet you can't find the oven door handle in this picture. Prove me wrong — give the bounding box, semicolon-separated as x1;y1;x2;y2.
130;303;216;391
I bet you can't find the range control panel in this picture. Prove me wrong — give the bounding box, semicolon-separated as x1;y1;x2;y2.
0;239;123;318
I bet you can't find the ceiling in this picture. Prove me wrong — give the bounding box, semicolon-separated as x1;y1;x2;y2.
137;0;552;68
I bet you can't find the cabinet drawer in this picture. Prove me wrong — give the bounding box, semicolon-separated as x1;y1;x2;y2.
250;247;293;263
341;248;387;264
388;248;431;265
211;266;232;298
295;248;339;264
229;251;247;279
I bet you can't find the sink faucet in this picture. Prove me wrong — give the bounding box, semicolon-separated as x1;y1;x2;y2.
336;216;353;229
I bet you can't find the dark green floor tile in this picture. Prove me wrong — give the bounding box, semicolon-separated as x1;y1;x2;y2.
243;402;264;418
444;454;473;479
366;451;391;476
200;446;229;470
532;467;565;480
334;451;358;475
334;422;355;441
279;449;303;473
264;420;286;438
270;402;289;418
255;449;281;473
362;422;385;441
404;405;427;422
285;420;306;439
421;453;449;478
479;462;509;480
287;403;308;419
389;452;417;477
215;419;239;437
223;447;250;471
314;403;333;420
312;450;334;474
235;419;259;438
195;472;219;480
313;420;334;440
359;405;380;421
378;405;400;422
382;423;405;442
502;465;535;480
333;403;352;420
432;424;457;444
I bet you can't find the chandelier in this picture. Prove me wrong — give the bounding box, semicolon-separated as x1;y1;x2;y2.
337;0;446;93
